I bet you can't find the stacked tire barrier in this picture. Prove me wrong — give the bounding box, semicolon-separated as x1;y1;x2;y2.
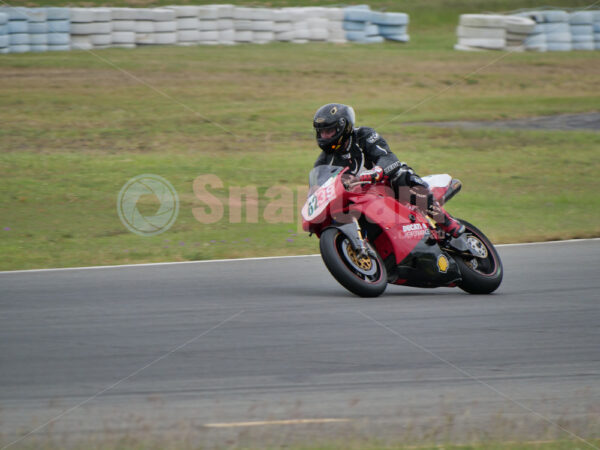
535;10;571;51
373;11;410;42
519;12;547;51
345;6;381;43
569;11;594;51
344;5;409;43
455;14;510;50
456;9;600;51
7;7;30;53
70;8;111;51
505;15;538;50
326;8;346;43
595;11;600;50
197;5;230;45
233;7;272;44
134;9;153;46
47;8;71;51
170;6;199;46
0;5;410;54
111;8;136;49
0;12;7;54
27;8;47;52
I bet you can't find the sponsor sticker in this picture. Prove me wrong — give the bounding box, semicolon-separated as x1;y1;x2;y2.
437;255;449;273
402;223;424;233
402;222;427;239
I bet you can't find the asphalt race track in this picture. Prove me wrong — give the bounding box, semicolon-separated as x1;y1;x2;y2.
1;240;599;448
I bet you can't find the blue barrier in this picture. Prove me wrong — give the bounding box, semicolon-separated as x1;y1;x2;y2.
344;7;410;44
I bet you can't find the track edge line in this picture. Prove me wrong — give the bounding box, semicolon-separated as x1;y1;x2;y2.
1;237;598;274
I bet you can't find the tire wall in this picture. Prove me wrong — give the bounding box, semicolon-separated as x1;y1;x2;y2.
0;4;410;53
456;9;600;52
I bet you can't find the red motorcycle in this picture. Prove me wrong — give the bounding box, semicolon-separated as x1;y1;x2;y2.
301;166;502;297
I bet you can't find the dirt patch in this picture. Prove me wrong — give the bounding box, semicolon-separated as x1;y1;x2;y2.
409;112;600;132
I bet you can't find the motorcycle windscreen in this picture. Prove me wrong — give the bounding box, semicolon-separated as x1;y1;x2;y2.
308;165;345;191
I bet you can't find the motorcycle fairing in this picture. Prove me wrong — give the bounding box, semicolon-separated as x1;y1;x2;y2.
366;225;461;287
350;194;430;265
350;191;462;288
390;239;462;288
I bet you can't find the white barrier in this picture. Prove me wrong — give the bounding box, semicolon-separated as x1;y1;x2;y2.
456;9;600;52
168;5;199;46
111;8;136;48
70;7;111;50
455;15;511;50
0;5;412;53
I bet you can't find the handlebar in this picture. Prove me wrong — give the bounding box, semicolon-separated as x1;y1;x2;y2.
344;175;383;189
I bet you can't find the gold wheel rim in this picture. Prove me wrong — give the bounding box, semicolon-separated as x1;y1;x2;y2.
345;242;373;271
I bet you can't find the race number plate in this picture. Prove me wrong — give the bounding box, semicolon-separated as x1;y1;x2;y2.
302;176;337;221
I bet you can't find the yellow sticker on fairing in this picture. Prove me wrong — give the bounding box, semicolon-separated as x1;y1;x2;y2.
437;255;449;273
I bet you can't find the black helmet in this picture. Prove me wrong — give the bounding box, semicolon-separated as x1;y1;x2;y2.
313;103;355;153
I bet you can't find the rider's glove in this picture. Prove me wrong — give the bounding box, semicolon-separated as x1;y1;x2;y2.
359;166;384;183
408;173;429;189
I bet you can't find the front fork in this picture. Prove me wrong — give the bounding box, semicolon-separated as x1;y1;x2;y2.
332;217;372;259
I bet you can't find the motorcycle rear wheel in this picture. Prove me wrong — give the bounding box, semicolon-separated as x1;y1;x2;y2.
319;227;387;298
454;219;503;294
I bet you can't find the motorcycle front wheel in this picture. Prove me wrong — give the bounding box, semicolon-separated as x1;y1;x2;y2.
454;219;503;294
319;227;387;298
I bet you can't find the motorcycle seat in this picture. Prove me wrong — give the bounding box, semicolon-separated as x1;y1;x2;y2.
421;174;462;204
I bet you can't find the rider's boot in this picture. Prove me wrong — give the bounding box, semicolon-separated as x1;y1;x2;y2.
406;185;465;238
437;209;465;238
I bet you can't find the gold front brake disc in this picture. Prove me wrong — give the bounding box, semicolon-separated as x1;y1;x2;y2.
346;242;373;271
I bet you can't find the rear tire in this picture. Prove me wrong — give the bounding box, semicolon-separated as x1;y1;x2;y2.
454;220;503;294
319;228;387;298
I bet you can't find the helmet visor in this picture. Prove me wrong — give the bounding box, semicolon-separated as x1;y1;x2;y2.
317;126;338;140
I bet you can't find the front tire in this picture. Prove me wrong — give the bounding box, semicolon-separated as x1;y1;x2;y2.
454;219;503;294
319;228;387;298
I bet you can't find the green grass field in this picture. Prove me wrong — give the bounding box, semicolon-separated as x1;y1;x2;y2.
1;1;600;271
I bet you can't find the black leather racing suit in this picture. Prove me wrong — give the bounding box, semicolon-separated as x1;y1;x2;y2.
313;126;459;230
313;126;424;190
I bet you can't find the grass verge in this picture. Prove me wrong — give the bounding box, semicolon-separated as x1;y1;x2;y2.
1;25;599;270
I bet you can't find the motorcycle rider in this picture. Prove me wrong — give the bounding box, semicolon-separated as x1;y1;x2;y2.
312;103;465;237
